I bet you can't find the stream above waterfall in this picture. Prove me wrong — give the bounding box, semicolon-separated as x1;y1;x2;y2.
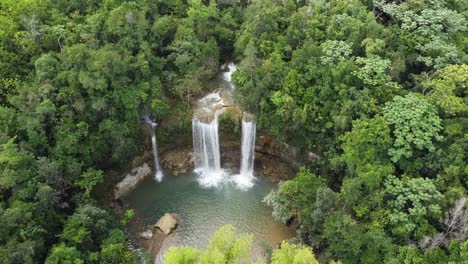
191;62;253;189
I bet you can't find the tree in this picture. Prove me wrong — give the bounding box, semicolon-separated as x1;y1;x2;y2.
164;247;201;264
423;64;468;116
0;137;33;191
320;40;352;65
271;242;318;264
200;225;253;263
104;2;149;52
263;168;325;222
323;212;398;264
164;225;253;264
187;0;219;41
45;243;83;264
74;169;103;198
338;116;394;218
99;229;133;264
374;0;467;68
398;240;468;264
384;175;443;239
383;93;443;163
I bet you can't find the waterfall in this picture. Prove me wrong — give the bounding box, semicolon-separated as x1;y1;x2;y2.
143;116;163;182
192;108;226;187
222;62;238;85
232;117;256;189
240;119;256;177
191;62;240;188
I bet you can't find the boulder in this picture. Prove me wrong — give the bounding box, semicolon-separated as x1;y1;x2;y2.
154;213;178;235
114;163;152;199
161;148;193;175
139;229;153;240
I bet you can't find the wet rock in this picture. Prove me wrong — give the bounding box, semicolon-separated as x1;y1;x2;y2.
130;151;152;169
256;154;295;182
154;213;178;235
161;149;193;176
139;229;153;239
114;163;152;199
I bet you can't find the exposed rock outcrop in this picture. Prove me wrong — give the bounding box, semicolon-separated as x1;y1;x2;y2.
114;163;152;199
161;148;194;176
256;152;295;181
154;213;178;235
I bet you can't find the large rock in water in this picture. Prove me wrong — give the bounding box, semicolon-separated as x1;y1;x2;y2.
154;213;178;235
114;163;152;199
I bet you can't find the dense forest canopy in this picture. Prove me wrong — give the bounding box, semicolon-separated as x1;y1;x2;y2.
0;0;466;263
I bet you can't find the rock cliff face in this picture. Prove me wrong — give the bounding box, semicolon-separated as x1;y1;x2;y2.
160;148;193;176
119;116;318;187
129;136;306;183
114;163;152;199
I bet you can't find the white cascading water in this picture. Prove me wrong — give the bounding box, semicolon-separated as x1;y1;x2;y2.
192;89;226;187
232;118;256;189
222;62;238;85
143;116;163;182
193;62;256;189
192;112;224;187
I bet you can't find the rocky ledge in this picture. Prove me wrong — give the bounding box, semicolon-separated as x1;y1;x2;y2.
161;148;194;176
138;213;179;258
114;162;152;199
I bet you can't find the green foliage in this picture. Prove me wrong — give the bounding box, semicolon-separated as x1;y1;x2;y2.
423;64;468;116
164;226;321;264
374;0;467;68
1;0;467;263
201;225;254;263
165;247;201;264
164;225;254;264
271;242;318;264
45;243;83;264
320;41;353;65
338;116;394;218
218;110;241;136
0;0;243;261
263;168;325;222
245;1;466;263
383;93;443;163
398;240;468;264
75;169;103;198
384;175;443;239
323;212;398;264
46;203;132;263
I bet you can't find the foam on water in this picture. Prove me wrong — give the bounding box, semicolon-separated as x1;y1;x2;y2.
222;62;238;85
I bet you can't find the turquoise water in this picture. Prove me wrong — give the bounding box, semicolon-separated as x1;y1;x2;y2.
126;171;292;249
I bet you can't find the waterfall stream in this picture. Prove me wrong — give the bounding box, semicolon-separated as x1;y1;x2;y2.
143;116;163;182
192;63;258;190
232;117;256;189
191;63;236;188
192;109;225;187
192;88;226;187
222;62;237;85
240;119;256;177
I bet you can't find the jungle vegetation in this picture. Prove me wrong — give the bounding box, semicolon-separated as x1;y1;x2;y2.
0;0;466;263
